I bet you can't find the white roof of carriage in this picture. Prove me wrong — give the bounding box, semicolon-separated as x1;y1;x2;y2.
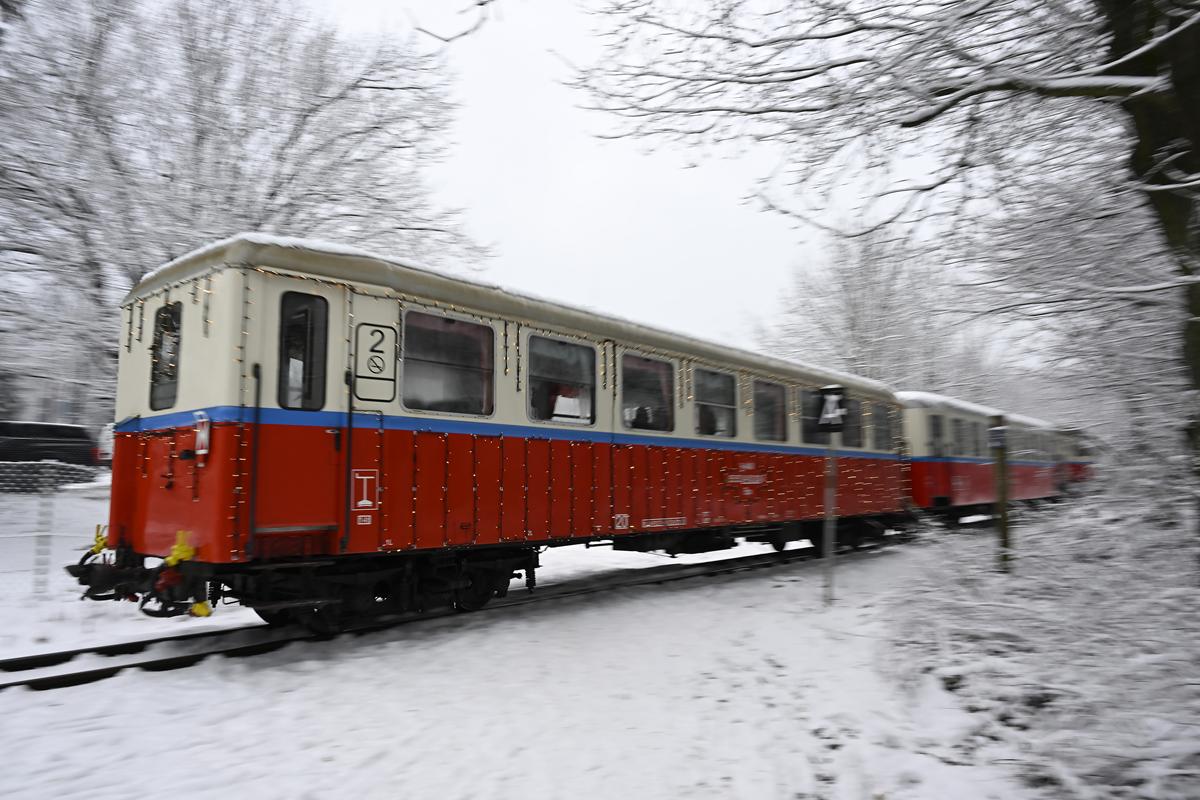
896;390;1056;430
129;233;896;400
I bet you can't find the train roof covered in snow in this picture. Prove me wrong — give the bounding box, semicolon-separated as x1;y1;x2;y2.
896;390;1056;430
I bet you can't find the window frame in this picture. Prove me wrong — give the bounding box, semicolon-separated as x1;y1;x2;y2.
525;332;597;427
841;399;864;448
149;301;183;411
928;413;945;457
694;366;738;438
400;308;497;418
871;402;893;452
619;350;676;433
277;291;329;412
752;379;787;442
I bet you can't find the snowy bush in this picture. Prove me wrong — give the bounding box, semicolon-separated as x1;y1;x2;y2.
889;493;1200;799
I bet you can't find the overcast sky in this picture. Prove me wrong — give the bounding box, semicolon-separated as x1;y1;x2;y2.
320;0;818;352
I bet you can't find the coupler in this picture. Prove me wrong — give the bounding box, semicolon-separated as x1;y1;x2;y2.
66;528;213;618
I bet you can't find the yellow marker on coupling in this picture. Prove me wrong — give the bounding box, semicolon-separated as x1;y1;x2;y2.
165;530;196;567
89;524;108;555
189;601;213;617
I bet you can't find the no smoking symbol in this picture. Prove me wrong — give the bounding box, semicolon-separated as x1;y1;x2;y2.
367;355;386;374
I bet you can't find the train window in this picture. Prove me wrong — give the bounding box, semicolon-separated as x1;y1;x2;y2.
971;421;982;457
929;414;944;457
800;390;830;445
842;400;863;447
695;368;736;437
149;302;182;411
528;335;595;424
753;380;786;441
403;311;494;416
872;402;892;451
951;418;965;456
278;292;328;411
621;354;674;432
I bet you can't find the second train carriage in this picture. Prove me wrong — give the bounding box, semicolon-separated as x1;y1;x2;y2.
897;391;1090;517
73;234;911;623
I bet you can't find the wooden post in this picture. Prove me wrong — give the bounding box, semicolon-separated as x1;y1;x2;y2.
989;414;1011;573
823;441;837;606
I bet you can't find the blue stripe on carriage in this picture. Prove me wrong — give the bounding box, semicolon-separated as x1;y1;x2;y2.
115;405;903;461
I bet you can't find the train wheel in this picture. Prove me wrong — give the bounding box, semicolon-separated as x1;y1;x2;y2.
295;605;344;635
454;569;499;613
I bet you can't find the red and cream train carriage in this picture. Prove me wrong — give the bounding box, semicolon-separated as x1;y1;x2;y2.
73;235;910;623
897;390;1089;518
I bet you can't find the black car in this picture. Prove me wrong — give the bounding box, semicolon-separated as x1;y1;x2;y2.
0;421;98;466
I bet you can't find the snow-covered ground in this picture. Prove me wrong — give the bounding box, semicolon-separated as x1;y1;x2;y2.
0;481;803;657
890;496;1200;800
1;483;1194;799
0;542;1034;800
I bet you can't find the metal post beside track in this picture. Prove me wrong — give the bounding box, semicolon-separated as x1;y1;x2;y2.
989;414;1011;573
823;442;836;606
32;477;54;599
816;385;846;607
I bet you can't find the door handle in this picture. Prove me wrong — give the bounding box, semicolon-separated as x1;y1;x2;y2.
326;428;342;451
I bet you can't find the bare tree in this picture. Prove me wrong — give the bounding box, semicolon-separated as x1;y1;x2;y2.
761;232;1020;406
2;0;484;284
965;150;1191;482
0;0;21;43
580;0;1200;465
0;0;485;420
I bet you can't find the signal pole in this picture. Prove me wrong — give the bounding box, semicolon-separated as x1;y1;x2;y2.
823;438;837;606
817;385;847;606
989;414;1011;573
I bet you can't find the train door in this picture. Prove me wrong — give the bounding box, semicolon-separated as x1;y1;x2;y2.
342;289;398;553
253;275;343;559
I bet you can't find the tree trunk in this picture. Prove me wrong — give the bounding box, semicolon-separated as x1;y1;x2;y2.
1100;2;1200;502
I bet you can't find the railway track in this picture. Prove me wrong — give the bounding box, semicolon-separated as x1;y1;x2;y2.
0;538;908;692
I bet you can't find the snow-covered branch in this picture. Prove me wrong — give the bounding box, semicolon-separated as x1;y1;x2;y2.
900;75;1167;128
